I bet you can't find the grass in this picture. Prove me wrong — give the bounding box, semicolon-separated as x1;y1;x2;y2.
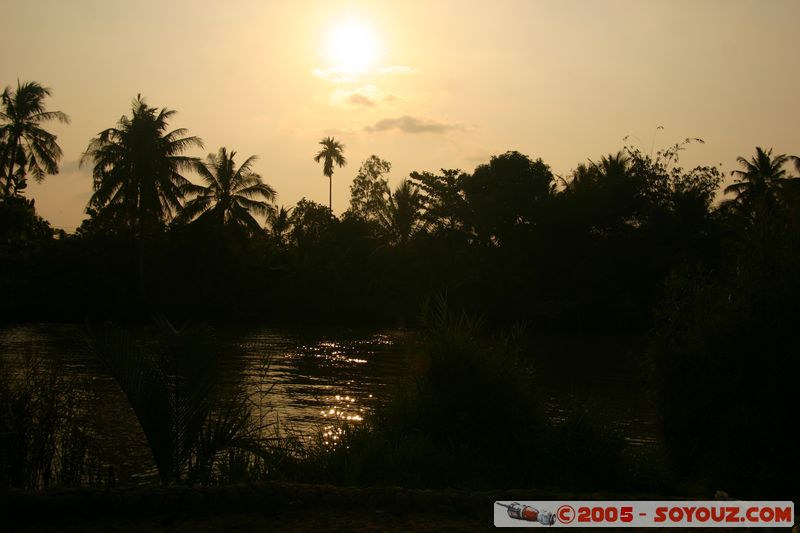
0;350;99;489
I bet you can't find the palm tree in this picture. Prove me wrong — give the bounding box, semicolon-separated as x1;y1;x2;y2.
313;137;346;210
0;81;70;197
267;205;293;246
566;163;597;192
81;95;202;300
590;151;630;181
181;147;276;234
724;147;789;214
567;152;633;193
378;179;425;245
81;95;202;232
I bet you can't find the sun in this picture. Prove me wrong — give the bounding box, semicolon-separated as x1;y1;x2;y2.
323;18;381;74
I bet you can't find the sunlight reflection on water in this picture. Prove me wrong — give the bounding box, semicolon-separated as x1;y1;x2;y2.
0;325;657;482
0;324;412;483
226;329;409;441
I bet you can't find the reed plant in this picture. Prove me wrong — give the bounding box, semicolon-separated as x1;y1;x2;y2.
0;350;94;489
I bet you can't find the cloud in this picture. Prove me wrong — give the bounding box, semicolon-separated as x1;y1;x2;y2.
330;85;395;107
379;65;418;75
464;153;492;164
313;65;417;82
348;93;376;106
364;116;465;134
312;67;357;84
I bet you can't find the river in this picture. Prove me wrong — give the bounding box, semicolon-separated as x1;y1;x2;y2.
0;323;657;484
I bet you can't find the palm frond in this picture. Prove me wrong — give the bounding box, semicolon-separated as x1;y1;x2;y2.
234;195;272;218
236;182;276;201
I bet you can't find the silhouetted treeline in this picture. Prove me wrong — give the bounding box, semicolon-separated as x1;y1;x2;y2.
2;140;799;332
2;87;798;330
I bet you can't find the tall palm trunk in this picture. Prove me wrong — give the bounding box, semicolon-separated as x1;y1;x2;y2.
136;185;150;307
3;136;19;196
137;206;147;306
329;176;332;210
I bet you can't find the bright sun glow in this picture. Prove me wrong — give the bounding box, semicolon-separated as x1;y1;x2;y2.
323;18;381;73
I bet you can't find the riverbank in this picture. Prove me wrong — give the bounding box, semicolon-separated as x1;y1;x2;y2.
6;482;700;532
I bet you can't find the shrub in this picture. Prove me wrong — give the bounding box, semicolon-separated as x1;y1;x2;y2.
303;297;634;490
648;210;799;497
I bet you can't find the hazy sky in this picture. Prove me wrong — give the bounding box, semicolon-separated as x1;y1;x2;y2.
2;0;797;230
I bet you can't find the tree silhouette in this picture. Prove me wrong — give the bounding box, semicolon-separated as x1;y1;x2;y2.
462;151;554;245
181;147;276;234
0;81;70;197
313;137;346;210
81;95;202;300
378;179;425;245
349;155;390;221
409;169;468;236
267;205;293;246
724;147;790;216
563;151;646;235
590;151;630;181
82;95;202;231
565;163;595;192
289;198;335;250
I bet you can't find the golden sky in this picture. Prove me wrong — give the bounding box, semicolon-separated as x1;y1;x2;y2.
2;0;798;230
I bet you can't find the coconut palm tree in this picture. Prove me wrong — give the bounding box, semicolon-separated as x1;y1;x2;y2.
81;95;202;232
724;147;789;214
566;163;597;192
81;95;202;300
313;136;346;210
267;205;293;246
0;81;70;197
181;147;276;234
378;179;425;245
590;151;630;181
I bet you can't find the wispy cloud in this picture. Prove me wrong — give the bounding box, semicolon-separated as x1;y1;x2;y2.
312;67;358;83
364;115;464;134
330;85;396;107
379;65;418;75
464;153;492;164
348;93;376;106
314;65;417;83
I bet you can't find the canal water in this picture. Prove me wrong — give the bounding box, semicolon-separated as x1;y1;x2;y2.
0;323;656;484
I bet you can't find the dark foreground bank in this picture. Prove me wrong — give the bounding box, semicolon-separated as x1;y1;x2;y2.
6;482;714;533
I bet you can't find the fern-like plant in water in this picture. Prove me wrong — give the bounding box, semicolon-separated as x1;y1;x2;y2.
87;315;273;484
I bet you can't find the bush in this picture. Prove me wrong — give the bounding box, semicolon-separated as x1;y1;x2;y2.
648;211;799;498
303;297;635;490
